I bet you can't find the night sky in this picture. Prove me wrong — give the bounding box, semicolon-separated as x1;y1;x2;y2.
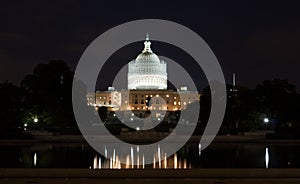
1;0;300;90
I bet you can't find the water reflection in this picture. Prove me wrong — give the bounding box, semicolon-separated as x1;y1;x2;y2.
33;152;37;167
265;147;269;168
1;143;300;168
198;143;201;157
91;146;190;169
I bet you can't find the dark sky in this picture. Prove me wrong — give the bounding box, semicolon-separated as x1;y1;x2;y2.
1;0;300;90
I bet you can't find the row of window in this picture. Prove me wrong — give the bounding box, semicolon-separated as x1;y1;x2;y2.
129;106;181;111
98;100;112;105
130;77;166;84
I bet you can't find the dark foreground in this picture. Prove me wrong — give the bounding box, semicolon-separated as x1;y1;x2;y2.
1;169;300;184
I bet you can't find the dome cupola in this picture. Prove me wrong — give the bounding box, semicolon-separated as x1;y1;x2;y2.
135;34;161;63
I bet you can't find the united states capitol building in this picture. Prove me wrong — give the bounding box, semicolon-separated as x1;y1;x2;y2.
87;34;200;118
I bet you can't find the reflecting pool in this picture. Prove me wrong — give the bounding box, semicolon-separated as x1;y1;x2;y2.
0;143;299;168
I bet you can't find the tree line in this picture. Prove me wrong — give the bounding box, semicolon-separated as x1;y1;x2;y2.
0;60;300;138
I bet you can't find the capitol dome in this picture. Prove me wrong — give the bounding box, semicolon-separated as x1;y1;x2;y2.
135;36;160;63
128;34;167;90
136;52;160;63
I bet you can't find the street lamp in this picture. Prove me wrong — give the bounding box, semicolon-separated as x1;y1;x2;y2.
264;118;269;123
34;117;38;123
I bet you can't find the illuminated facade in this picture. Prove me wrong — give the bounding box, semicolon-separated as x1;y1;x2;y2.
87;34;200;114
87;88;199;112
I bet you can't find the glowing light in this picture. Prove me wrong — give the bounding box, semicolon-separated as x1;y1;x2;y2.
109;156;112;169
131;147;134;168
98;157;101;169
198;143;202;156
264;118;269;123
93;155;97;169
142;155;145;169
113;149;116;163
34;118;38;123
24;123;28;127
164;153;167;169
125;155;130;169
158;145;161;169
33;153;37;167
265;147;269;168
136;127;140;131
174;153;177;169
137;146;140;168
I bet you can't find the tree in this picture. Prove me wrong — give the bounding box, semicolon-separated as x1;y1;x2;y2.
254;79;300;130
98;106;108;122
21;60;77;133
0;81;24;137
